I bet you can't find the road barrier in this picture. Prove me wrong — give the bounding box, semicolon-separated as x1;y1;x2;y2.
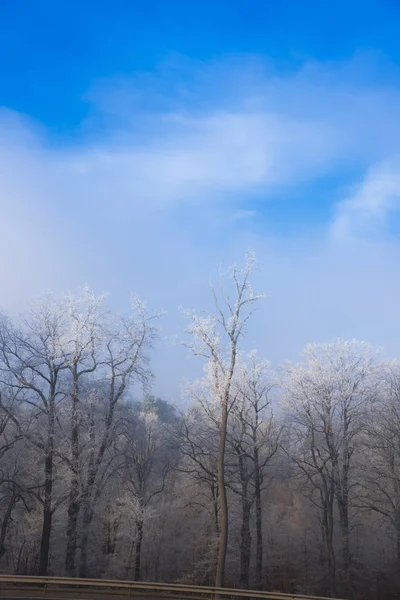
0;575;345;600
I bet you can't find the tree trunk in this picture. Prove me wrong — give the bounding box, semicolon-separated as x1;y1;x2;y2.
237;446;251;590
327;544;336;599
253;425;263;589
335;441;351;598
254;474;263;589
65;485;80;576
239;494;251;589
38;451;53;575
0;488;17;560
78;405;98;578
339;506;350;565
134;516;144;581
79;426;96;578
211;483;220;576
322;497;336;598
395;509;400;563
215;398;229;588
38;400;55;576
66;374;80;576
212;482;220;536
79;502;92;577
339;501;351;597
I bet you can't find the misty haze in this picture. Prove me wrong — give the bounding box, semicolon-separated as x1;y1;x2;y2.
2;2;400;600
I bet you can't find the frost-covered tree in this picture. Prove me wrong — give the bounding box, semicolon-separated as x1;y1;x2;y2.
357;360;400;561
118;400;177;580
0;289;160;577
76;297;160;577
281;339;380;598
227;352;280;589
182;253;266;587
0;296;72;575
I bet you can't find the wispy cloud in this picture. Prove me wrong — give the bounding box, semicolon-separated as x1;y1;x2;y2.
4;53;400;217
331;157;400;239
3;53;400;396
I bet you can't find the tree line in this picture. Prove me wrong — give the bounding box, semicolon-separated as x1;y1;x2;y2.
0;254;399;599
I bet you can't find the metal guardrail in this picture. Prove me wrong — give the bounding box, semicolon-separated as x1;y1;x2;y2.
0;575;346;600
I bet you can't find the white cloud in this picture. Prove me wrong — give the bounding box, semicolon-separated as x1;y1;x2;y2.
49;111;341;218
2;54;400;396
331;157;400;239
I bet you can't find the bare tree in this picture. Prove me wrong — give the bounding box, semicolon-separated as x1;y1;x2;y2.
281;339;379;598
179;378;223;530
0;298;71;575
62;287;106;576
182;253;266;587
175;381;222;580
77;297;159;577
118;401;176;580
227;353;280;589
357;360;400;561
0;391;26;563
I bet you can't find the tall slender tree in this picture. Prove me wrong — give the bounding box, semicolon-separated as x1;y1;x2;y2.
182;253;266;587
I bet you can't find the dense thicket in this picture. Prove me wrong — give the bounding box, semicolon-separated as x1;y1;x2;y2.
1;260;400;600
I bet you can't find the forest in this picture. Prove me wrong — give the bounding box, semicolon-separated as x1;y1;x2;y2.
0;254;399;600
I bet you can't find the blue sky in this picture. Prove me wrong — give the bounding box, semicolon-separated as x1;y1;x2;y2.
2;0;400;398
